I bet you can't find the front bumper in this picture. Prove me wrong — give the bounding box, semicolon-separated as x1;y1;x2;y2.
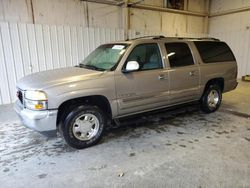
14;100;58;132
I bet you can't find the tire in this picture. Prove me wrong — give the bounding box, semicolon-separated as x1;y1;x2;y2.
60;105;106;149
200;84;222;113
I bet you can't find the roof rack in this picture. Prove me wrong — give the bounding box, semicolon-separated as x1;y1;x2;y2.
127;36;220;41
176;37;220;41
128;35;166;40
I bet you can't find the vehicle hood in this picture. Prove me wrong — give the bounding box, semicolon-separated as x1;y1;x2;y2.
17;67;104;90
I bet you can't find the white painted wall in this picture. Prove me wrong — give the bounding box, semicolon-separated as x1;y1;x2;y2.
0;0;33;23
210;0;250;13
209;0;250;78
0;0;208;34
0;0;123;28
32;0;124;28
130;0;208;35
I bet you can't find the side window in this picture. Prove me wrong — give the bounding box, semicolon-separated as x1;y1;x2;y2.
194;41;236;63
165;43;194;68
126;43;163;71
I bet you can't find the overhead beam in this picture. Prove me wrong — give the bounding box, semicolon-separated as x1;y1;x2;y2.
81;0;208;17
80;0;124;6
81;0;250;18
129;4;208;17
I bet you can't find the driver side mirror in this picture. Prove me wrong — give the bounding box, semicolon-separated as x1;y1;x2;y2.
122;61;140;73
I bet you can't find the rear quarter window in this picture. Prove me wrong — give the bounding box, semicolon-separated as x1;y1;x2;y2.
194;41;236;63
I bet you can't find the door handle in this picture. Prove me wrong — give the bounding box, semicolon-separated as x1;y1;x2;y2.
158;74;166;80
189;71;196;76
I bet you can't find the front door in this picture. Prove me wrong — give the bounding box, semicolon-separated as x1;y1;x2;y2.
115;43;170;116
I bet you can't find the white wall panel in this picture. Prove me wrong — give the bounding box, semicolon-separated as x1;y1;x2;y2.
210;0;250;13
0;22;17;102
71;26;79;66
36;24;47;71
43;25;54;70
0;0;33;23
63;26;73;67
209;0;250;78
50;25;60;69
76;26;84;63
0;24;11;104
57;25;67;68
27;24;39;73
18;23;32;75
9;23;25;80
0;22;125;105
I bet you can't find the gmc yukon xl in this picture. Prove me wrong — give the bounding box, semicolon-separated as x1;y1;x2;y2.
14;36;238;149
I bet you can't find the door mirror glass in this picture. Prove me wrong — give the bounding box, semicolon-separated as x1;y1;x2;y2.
123;61;140;73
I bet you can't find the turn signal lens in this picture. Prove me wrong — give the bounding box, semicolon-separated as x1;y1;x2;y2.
35;103;44;110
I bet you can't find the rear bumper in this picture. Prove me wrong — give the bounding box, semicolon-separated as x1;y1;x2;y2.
14;101;58;132
224;79;238;93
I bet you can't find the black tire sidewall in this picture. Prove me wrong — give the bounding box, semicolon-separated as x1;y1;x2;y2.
61;105;106;149
201;84;222;113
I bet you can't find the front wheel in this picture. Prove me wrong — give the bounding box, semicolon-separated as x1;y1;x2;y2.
200;84;222;113
60;105;106;149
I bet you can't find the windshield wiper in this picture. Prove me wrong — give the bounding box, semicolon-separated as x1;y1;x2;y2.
78;64;105;71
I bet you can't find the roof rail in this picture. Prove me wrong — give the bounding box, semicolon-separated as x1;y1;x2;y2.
176;37;220;41
126;36;220;41
129;35;166;40
199;37;220;41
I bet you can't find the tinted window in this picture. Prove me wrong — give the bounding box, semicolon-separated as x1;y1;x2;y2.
194;41;235;63
126;43;163;70
165;43;194;67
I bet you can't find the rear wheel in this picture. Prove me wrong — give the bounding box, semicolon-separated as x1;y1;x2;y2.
60;105;106;149
200;84;222;113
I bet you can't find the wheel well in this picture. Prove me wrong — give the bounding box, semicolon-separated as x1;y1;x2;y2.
56;95;112;127
204;78;224;93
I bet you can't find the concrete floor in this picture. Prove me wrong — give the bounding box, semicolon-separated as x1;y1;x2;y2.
0;81;250;188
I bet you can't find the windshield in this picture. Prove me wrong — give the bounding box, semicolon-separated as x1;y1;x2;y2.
79;43;129;71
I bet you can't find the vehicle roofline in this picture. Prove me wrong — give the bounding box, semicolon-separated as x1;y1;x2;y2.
123;36;221;43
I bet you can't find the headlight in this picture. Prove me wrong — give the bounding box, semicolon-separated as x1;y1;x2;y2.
24;90;48;110
25;90;47;100
24;99;47;110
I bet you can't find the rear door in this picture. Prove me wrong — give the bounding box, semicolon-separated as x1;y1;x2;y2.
165;42;200;104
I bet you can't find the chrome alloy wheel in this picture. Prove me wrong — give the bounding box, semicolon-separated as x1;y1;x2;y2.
207;89;219;109
72;114;100;141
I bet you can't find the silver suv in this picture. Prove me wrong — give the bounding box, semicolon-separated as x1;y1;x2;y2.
14;36;238;149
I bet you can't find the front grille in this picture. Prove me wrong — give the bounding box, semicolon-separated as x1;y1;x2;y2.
17;90;23;104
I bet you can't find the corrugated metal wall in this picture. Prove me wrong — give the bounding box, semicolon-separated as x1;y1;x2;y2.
209;30;250;79
0;21;206;105
209;0;250;78
0;22;125;105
